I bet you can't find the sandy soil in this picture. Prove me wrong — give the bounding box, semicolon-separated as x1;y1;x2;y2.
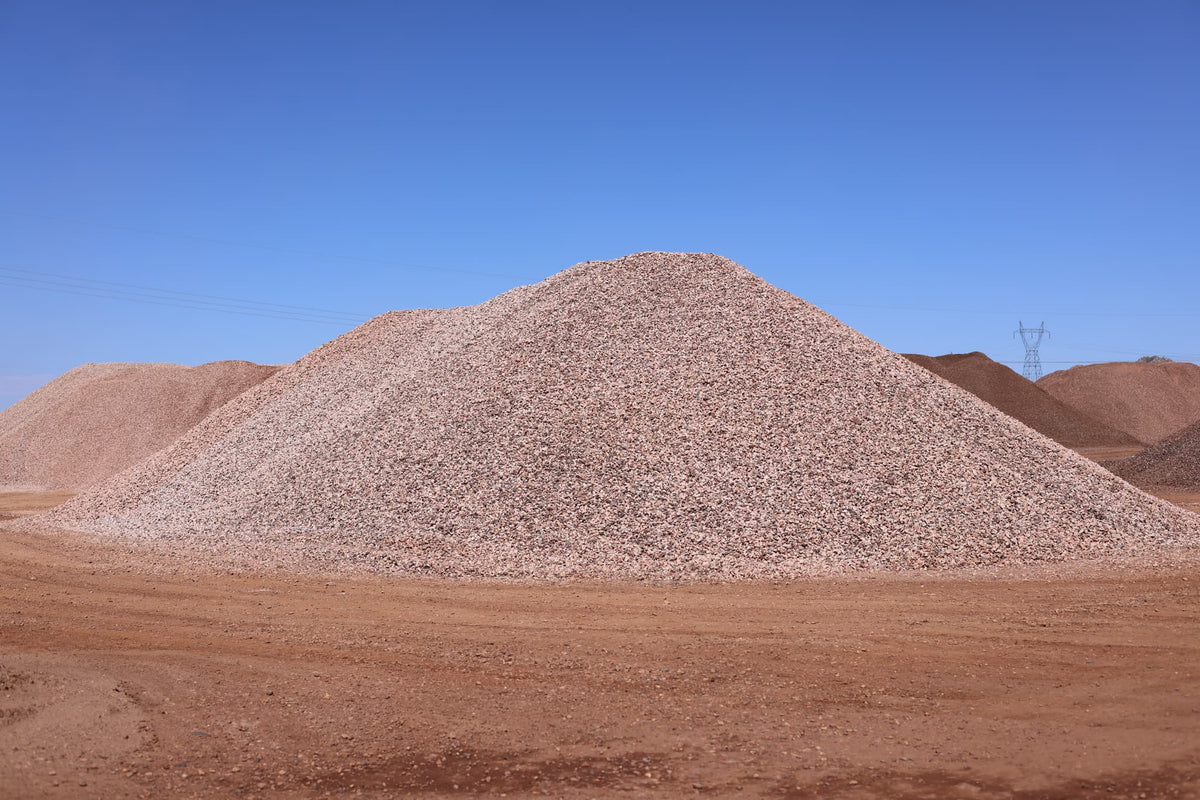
0;491;75;520
0;494;1198;799
1072;446;1146;462
1142;490;1200;515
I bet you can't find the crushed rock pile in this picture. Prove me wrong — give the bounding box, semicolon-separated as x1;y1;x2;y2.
1110;419;1200;491
903;352;1138;449
1039;361;1200;445
34;253;1200;579
0;361;279;491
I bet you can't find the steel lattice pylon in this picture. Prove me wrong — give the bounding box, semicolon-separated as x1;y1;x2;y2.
1014;321;1049;381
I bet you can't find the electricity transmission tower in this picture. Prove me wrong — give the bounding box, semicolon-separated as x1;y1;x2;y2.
1014;321;1049;381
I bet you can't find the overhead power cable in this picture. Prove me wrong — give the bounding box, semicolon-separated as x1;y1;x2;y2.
5;209;1195;317
1050;338;1200;362
822;300;1200;319
1;209;523;280
0;266;373;326
997;360;1100;366
0;266;367;321
0;277;363;326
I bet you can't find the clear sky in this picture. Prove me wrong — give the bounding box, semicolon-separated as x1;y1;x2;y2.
2;1;1197;408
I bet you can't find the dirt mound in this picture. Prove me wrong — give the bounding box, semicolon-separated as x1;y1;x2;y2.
903;352;1139;449
1038;361;1200;445
0;361;280;490
36;253;1199;578
1110;419;1200;491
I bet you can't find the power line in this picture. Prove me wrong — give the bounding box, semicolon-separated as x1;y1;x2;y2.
1051;338;1200;362
4;210;1195;318
0;273;371;326
2;259;1195;364
0;265;367;323
0;277;361;326
822;300;1200;319
996;360;1100;366
1;209;524;280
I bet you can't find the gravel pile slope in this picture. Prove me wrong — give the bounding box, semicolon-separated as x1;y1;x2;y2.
37;253;1200;578
0;361;280;491
1110;419;1200;491
903;352;1139;449
1038;361;1200;445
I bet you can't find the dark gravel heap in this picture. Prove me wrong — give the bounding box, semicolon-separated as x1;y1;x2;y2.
903;352;1138;449
35;253;1200;578
1110;419;1200;491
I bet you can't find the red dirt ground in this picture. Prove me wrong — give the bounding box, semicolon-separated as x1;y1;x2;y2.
3;493;1200;799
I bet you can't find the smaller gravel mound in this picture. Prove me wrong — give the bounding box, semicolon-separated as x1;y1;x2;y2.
1110;419;1200;491
904;352;1138;449
1038;361;1200;445
0;361;280;491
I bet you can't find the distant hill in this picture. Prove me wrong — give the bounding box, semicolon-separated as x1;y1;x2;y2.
1038;361;1200;445
902;352;1139;449
0;360;280;490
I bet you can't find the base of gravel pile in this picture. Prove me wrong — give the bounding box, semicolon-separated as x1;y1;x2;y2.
32;253;1200;580
903;352;1139;449
0;360;280;491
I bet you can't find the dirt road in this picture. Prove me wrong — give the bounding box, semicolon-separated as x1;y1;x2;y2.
2;493;1200;799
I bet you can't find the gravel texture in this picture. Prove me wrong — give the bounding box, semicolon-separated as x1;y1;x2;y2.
0;361;279;491
1110;419;1200;491
34;253;1200;579
1039;361;1200;445
903;352;1138;449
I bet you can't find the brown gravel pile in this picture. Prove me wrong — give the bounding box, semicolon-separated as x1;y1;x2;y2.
0;361;279;491
1038;361;1200;445
1110;419;1200;491
903;352;1139;449
34;253;1200;579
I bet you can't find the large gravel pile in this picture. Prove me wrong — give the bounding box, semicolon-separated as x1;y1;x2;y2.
36;253;1200;578
1110;419;1200;491
903;352;1138;449
0;361;279;491
1039;361;1200;445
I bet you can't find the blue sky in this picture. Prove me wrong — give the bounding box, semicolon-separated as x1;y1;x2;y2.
2;1;1197;408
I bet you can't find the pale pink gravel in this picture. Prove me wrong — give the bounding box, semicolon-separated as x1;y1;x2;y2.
0;361;279;490
31;253;1200;579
